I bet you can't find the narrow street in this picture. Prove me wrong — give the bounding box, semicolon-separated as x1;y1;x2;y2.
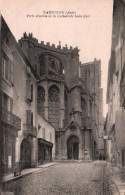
3;161;117;195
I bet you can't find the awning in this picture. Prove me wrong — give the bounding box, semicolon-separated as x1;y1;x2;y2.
38;138;53;147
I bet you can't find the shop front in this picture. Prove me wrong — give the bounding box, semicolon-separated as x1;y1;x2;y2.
38;138;53;164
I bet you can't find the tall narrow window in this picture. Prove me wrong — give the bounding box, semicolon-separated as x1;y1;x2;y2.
81;98;86;117
2;92;13;113
2;52;14;84
64;91;68;126
10;98;13;113
49;58;56;71
2;93;9;110
59;62;63;75
10;62;14;85
37;86;45;116
26;110;33;126
39;56;45;76
2;53;9;80
48;85;60;129
31;84;33;102
26;80;33;103
81;98;86;127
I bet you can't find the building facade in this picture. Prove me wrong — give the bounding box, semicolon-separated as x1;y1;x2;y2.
0;14;104;175
19;33;104;161
0;15;55;175
106;0;125;168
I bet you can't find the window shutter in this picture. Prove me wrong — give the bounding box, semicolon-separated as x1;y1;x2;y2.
8;60;11;83
10;63;14;85
31;84;33;102
26;110;32;125
26;80;31;101
10;98;13;113
2;55;4;77
31;112;33;126
5;57;8;80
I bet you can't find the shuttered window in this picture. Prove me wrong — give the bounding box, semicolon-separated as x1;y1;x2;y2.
26;80;33;103
31;84;33;102
37;86;45;116
26;110;33;126
10;98;13;113
10;62;14;85
2;52;14;84
2;54;8;80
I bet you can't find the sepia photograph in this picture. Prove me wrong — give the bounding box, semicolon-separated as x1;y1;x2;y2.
0;0;125;194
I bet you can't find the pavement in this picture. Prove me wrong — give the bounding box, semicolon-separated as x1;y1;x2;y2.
3;160;125;195
107;163;125;195
2;160;92;183
2;162;57;183
3;161;109;195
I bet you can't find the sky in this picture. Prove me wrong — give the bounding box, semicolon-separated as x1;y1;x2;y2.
0;0;113;117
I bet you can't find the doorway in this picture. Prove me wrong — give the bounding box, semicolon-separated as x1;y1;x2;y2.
67;135;79;159
21;139;31;169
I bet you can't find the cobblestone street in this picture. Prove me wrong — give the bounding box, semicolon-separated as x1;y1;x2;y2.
3;161;117;195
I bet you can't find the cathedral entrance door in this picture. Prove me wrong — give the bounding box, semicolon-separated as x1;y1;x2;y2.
73;143;79;159
67;135;79;160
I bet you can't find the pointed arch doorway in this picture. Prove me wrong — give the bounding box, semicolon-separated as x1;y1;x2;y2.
67;135;79;160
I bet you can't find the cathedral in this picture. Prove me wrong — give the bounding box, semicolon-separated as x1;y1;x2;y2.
0;15;104;175
19;33;104;161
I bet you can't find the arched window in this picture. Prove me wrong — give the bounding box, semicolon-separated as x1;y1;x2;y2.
48;85;60;129
48;58;56;71
48;85;59;102
58;62;63;75
48;56;63;75
37;86;45;116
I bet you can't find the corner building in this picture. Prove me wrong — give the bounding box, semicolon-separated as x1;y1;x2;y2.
0;16;55;175
19;34;103;160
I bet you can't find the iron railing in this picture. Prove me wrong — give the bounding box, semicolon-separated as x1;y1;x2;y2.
23;123;37;137
1;107;21;130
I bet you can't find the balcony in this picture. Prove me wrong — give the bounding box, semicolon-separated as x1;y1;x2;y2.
23;123;37;137
1;108;21;130
81;117;92;129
